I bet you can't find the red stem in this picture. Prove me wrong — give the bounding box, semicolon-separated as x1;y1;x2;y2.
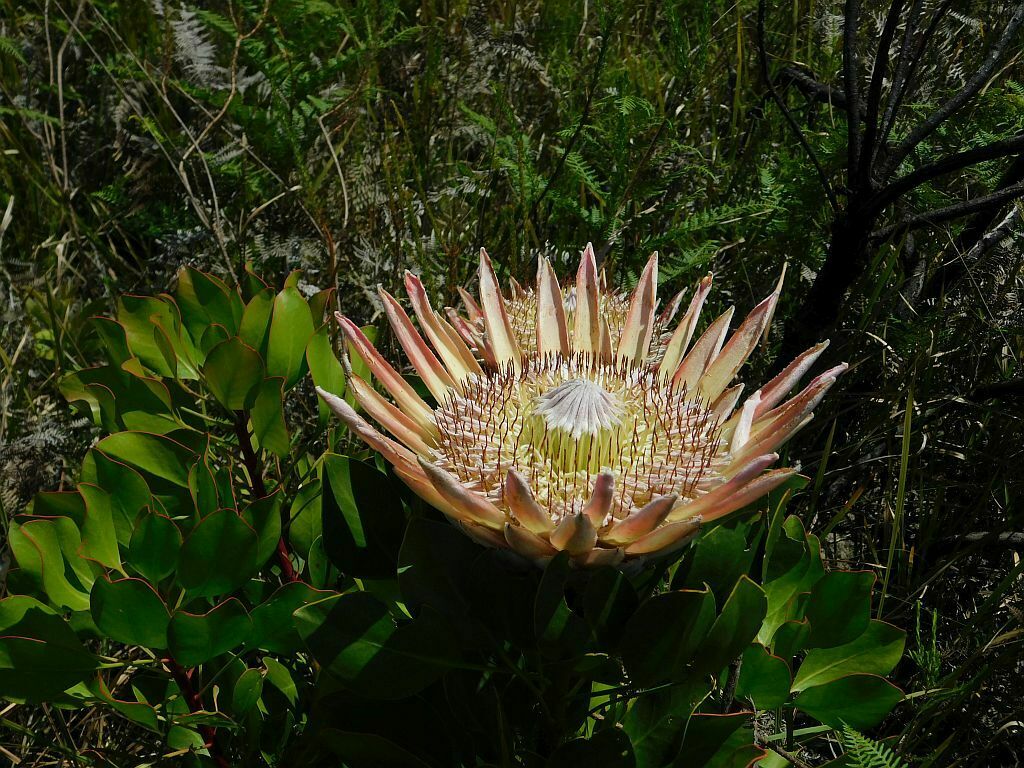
234;411;301;582
165;657;230;767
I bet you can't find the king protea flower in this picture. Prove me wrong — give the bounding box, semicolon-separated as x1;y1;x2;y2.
447;248;688;365
317;245;845;568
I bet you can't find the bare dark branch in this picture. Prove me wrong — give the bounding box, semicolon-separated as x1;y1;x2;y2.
881;4;1024;178
859;0;905;184
757;0;838;211
871;180;1024;241
873;133;1024;209
843;0;863;175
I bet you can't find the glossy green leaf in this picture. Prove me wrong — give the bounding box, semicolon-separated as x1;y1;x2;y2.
319;729;433;768
693;575;766;677
0;596;98;702
175;266;240;341
241;491;283;568
546;728;635;767
397;518;479;617
794;674;903;729
673;523;757;604
96;431;197;488
81;450;151;545
583;566;639;646
534;552;589;653
90;675;160;732
294;592;454;699
128;511;182;583
231;667;264;717
248;581;334;654
202;336;264;411
167;598;253;666
287;480;322;560
8;517;91;610
239;288;274;353
77;483;122;571
623;682;710;768
321;454;405;579
307;324;346;424
793;620;905;691
804;571;875;649
251;377;290;456
267;286;315;389
736;643;791;710
678;712;754;768
620;588;716;686
90;577;169;648
117;295;198;378
178;509;258;598
772;619;811;662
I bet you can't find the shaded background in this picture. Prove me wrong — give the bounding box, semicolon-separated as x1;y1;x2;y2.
1;0;1022;763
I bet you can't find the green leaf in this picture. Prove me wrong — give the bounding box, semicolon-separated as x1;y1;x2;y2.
117;295;198;378
546;728;635;767
623;682;709;768
267;287;315;389
772;619;811;662
8;518;92;610
397;518;478;617
90;316;132;366
321;454;406;579
251;377;290;456
693;576;767;677
534;552;589;653
96;432;197;488
294;592;455;699
736;644;791;710
621;588;716;686
319;729;433;768
81;450;151;545
673;523;757;604
793;620;905;691
804;571;876;649
90;675;160;731
677;712;753;768
307;325;346;424
287;480;322;560
759;519;815;645
0;596;98;702
78;483;123;571
178;509;259;598
583;567;639;646
128;511;182;583
90;577;170;648
231;667;263;717
248;582;334;653
202;337;264;411
793;674;903;729
240;491;283;568
174;266;240;341
239;288;274;353
167;599;253;666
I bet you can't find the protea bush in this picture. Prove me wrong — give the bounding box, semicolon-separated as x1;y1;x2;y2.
319;245;846;567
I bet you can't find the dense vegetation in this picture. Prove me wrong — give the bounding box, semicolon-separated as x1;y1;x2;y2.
1;0;1022;765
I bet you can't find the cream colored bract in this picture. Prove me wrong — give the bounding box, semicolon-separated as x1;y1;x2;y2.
318;244;845;568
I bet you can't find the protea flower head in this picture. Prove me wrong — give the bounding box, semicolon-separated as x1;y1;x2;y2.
447;249;688;365
317;245;845;568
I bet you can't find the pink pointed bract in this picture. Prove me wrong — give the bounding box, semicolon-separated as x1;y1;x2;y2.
317;245;845;568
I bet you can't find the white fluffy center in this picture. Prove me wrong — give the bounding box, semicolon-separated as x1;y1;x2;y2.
532;378;624;438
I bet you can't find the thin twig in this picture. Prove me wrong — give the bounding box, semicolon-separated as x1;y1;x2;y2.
881;4;1024;177
756;0;838;210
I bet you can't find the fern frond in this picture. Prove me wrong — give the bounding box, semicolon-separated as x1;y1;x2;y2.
841;724;909;768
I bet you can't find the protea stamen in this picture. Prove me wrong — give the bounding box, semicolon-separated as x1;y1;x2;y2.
318;244;846;568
